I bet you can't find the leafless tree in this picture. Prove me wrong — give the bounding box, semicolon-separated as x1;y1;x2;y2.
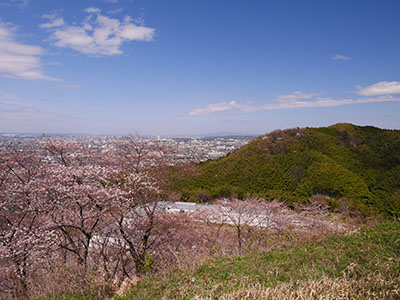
219;198;288;253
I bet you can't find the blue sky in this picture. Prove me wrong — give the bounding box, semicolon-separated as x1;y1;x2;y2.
0;0;399;135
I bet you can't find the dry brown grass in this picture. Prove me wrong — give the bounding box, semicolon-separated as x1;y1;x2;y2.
27;264;113;300
194;270;400;300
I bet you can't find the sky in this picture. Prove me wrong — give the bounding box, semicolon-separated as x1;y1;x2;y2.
0;0;400;136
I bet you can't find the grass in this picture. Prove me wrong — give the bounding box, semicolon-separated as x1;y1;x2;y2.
122;222;400;299
206;273;399;300
35;222;400;299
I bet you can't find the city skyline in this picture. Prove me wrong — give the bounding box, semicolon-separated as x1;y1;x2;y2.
1;0;400;135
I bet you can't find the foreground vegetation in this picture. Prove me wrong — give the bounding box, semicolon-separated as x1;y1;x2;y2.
168;123;400;217
40;222;400;299
123;222;400;300
2;125;399;299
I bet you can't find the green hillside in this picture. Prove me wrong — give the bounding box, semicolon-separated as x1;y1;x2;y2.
168;123;400;217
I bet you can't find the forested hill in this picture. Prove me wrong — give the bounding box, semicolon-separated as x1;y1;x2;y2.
168;123;400;217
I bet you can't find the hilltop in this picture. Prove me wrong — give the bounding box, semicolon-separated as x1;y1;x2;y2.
167;123;400;217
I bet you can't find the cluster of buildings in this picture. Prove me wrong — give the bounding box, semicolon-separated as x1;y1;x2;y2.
157;136;253;162
0;134;254;163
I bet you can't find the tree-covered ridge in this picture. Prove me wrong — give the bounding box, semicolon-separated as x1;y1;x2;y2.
168;123;400;217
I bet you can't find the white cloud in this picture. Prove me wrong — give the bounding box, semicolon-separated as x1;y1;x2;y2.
40;9;155;56
108;8;123;15
189;101;246;115
331;54;351;61
357;81;400;96
39;17;65;29
275;91;320;102
85;7;101;14
189;91;400;115
42;13;57;19
0;23;59;80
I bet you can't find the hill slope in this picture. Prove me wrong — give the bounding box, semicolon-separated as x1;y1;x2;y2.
168;123;400;216
123;222;400;300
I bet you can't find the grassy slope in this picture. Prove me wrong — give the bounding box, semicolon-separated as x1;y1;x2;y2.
37;223;400;299
123;222;400;300
168;123;400;216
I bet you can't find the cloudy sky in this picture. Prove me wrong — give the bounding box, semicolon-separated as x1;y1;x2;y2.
0;0;399;135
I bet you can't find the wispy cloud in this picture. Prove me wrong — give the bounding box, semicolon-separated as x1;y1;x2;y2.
357;81;400;96
0;23;60;80
0;94;56;120
331;54;351;61
0;101;55;119
39;17;65;29
40;8;155;56
189;101;246;115
0;0;30;9
0;92;75;122
85;7;101;14
189;91;400;116
108;8;123;15
42;13;56;19
275;91;320;102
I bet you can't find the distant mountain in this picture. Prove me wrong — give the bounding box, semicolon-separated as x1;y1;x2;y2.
166;132;258;138
167;123;400;217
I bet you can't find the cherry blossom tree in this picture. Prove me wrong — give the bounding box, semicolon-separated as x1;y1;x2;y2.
114;135;175;173
1;138;161;296
0;143;53;299
0;136;201;297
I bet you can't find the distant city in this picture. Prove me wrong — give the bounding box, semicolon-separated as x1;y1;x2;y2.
0;133;256;163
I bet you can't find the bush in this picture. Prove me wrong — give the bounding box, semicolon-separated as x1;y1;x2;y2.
194;190;212;203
